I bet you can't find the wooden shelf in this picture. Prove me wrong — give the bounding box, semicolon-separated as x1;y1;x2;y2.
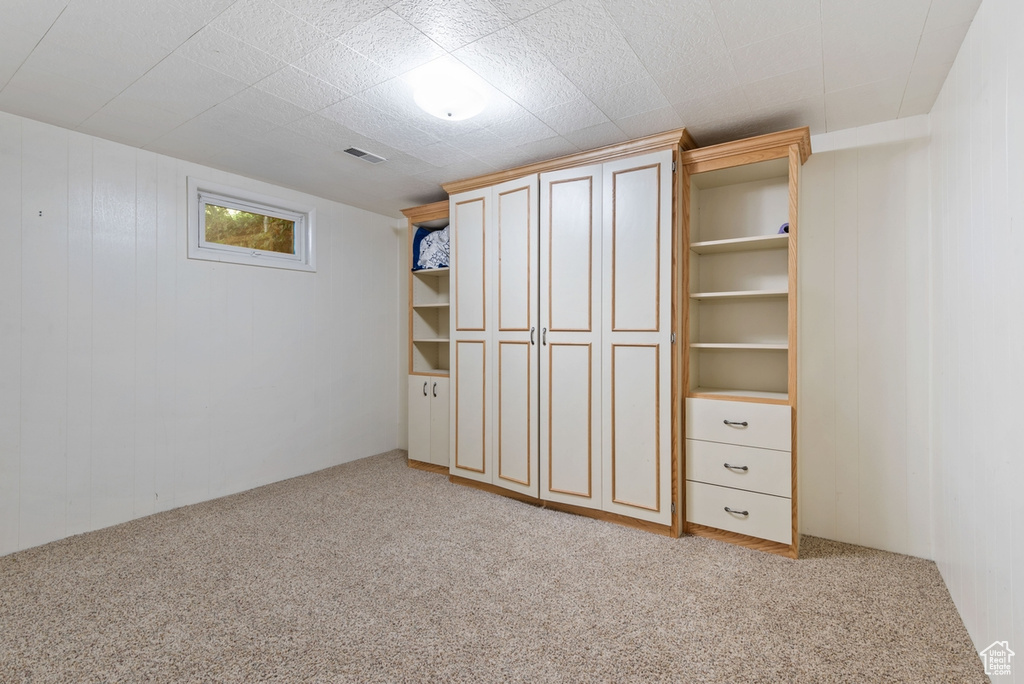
413;267;449;277
689;387;790;403
690;343;788;350
690;289;788;301
690;234;788;254
412;338;450;343
412;302;450;309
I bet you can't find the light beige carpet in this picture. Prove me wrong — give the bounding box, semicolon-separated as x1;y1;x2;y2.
0;450;986;683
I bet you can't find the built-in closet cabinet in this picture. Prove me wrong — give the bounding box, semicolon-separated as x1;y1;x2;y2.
446;135;685;530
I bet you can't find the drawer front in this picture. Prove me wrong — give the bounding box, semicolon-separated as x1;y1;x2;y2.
686;481;792;545
686;439;791;498
685;398;791;451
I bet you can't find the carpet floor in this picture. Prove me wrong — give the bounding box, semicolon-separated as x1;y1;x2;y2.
0;450;986;683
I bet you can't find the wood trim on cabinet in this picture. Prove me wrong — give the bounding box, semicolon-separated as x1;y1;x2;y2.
547;175;594;333
686;391;790;405
671;147;684;537
497;184;533;332
401;200;449;224
454;197;486;333
679;127;811;170
497;340;531;487
454;340;486;474
684;521;798;559
407;459;449;476
787;143;801;560
546;342;594;499
610;343;661;512
443;128;697;195
611;163;661;333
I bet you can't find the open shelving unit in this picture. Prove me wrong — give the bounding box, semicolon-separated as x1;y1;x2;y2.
404;202;450;377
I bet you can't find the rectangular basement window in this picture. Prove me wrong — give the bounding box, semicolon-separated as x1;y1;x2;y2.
187;177;316;272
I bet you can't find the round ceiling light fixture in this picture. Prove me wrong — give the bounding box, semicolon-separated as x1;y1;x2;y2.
411;60;488;121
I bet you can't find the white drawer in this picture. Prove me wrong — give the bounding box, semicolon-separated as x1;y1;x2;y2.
685;398;791;451
686;439;791;498
686;481;792;545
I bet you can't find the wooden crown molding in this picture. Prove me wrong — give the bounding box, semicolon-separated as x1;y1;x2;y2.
442;128;698;195
401;200;449;224
680;127;811;168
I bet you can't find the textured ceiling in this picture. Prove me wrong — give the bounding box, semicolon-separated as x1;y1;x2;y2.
0;0;981;217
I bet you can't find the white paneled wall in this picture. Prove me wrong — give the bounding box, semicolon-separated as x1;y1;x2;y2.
930;0;1023;665
798;116;933;558
0;112;402;556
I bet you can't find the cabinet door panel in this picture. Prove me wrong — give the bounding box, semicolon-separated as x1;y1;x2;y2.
497;183;533;332
610;162;662;332
546;176;595;332
407;377;431;464
429;378;450;467
545;343;597;501
453;343;487;477
609;344;661;512
453;196;486;332
497;341;534;489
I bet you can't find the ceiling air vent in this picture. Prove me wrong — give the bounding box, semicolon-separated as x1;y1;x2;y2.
343;147;386;164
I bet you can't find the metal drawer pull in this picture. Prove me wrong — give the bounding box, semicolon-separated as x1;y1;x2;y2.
724;507;749;517
723;420;748;427
530;327;535;345
723;463;749;471
423;381;428;396
432;382;437;398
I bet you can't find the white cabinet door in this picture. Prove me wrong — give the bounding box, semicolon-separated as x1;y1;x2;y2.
492;176;539;497
539;164;603;511
450;187;492;483
408;376;431;464
601;150;673;525
429;378;450;467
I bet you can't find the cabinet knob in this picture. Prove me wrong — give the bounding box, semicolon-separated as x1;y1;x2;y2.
723;420;748;427
724;507;749;517
423;381;428;396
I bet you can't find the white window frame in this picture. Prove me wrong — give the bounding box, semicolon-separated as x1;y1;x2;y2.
187;177;316;272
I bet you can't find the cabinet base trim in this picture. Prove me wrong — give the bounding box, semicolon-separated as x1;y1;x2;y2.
407;459;450;476
685;521;798;559
449;475;676;537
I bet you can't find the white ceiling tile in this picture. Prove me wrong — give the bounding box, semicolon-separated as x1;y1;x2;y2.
485;108;558;146
742;66;824;112
899;94;936;118
603;0;728;69
924;0;982;32
404;140;474;168
902;61;952;103
613;106;683;139
822;0;929;92
488;0;562;22
79;0;207;52
145;113;259;161
562;121;628;150
672;86;751;130
825;76;905;131
119;54;248;119
253;67;347;112
286;114;402;161
710;0;819;48
176;26;286;85
454;26;584;111
391;0;510;52
221;87;311;127
750;95;827;136
585;74;670;121
210;0;335;63
654;53;741;106
17;34;168;95
534;97;609;136
730;23;822;84
0;66;113;128
0;0;69;87
338;10;446;78
320;97;439;153
914;22;972;68
516;0;650;92
269;0;392;39
451;127;511;155
162;0;238;24
292;41;392;95
78;97;189;147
